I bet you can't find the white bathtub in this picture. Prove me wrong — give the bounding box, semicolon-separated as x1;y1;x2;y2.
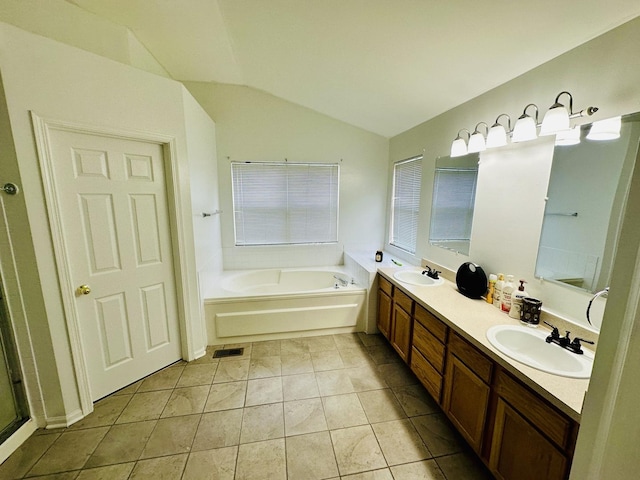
202;267;367;344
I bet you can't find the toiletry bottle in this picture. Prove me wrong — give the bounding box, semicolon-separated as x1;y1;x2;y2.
375;251;383;262
493;273;505;309
509;279;529;320
487;274;497;304
501;275;515;313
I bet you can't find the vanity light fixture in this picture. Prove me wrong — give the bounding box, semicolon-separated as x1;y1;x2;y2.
449;91;598;156
587;115;621;141
539;91;572;136
468;122;489;153
450;128;470;157
555;126;581;146
540;91;599;136
486;114;511;148
511;104;539;143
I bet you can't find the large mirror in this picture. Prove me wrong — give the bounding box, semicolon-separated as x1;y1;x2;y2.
429;153;479;256
535;112;640;292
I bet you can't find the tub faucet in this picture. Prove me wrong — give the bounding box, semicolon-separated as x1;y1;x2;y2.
333;275;348;287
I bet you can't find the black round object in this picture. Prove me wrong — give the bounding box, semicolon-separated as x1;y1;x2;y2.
456;262;488;299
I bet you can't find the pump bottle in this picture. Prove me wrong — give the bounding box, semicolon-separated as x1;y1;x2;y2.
510;280;529;320
501;275;516;313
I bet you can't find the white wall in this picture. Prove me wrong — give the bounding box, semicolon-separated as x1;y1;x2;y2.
182;90;222;274
389;16;640;331
0;22;210;425
0;0;170;78
184;82;390;270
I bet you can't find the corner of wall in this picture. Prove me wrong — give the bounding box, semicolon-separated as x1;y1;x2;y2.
126;30;171;78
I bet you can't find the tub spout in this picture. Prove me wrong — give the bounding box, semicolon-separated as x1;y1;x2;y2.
333;275;348;287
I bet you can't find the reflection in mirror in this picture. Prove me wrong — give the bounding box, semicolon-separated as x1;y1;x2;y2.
535;112;640;293
429;153;479;255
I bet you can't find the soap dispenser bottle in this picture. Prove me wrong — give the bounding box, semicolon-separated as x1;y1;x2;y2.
501;275;515;313
509;280;529;320
493;274;505;309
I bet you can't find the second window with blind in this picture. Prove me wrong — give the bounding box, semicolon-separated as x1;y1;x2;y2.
390;155;423;254
429;154;479;255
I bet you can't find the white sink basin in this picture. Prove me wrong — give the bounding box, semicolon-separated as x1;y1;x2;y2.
393;270;444;287
486;325;594;379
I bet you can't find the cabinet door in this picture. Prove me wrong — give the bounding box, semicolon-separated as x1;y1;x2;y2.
489;398;568;480
391;303;412;363
443;353;490;452
377;289;392;340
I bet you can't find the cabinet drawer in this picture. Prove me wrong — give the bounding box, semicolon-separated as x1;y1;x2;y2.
378;275;393;296
393;287;413;314
449;332;493;384
411;347;442;402
495;369;574;451
414;304;448;342
413;321;446;373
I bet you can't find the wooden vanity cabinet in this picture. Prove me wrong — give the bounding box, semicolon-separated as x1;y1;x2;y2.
376;273;579;480
488;369;577;480
391;288;413;363
442;332;493;454
410;304;448;403
377;276;412;363
377;276;393;340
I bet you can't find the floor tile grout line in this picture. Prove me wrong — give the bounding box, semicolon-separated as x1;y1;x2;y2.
8;334;490;479
19;430;62;479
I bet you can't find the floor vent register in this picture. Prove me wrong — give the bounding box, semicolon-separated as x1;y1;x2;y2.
212;347;245;358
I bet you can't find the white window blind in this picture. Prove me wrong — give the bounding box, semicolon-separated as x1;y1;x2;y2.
390;156;422;254
430;168;478;241
231;162;339;246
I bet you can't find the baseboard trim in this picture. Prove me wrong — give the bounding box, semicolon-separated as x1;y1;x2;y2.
45;408;84;430
0;419;37;464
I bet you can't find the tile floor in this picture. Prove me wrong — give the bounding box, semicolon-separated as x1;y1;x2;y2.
0;333;494;479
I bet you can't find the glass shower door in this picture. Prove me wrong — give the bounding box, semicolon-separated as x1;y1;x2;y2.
0;284;28;443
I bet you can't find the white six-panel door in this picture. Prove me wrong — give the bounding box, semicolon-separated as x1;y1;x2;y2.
49;130;181;400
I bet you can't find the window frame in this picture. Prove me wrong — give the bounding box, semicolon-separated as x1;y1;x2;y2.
429;165;478;252
389;155;423;254
231;161;340;246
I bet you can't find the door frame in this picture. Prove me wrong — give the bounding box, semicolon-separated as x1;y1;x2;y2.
31;113;198;416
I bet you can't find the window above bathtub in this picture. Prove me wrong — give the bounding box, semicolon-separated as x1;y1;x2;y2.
390;155;423;254
231;162;339;246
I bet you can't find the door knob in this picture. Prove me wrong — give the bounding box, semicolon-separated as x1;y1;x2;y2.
77;285;91;295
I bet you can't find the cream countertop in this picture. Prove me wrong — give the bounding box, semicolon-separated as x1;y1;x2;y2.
377;266;592;422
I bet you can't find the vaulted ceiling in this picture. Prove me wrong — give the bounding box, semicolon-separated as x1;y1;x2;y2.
69;0;640;137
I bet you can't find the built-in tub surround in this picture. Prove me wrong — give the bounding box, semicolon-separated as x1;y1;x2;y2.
344;250;411;334
378;266;594;419
202;267;367;345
